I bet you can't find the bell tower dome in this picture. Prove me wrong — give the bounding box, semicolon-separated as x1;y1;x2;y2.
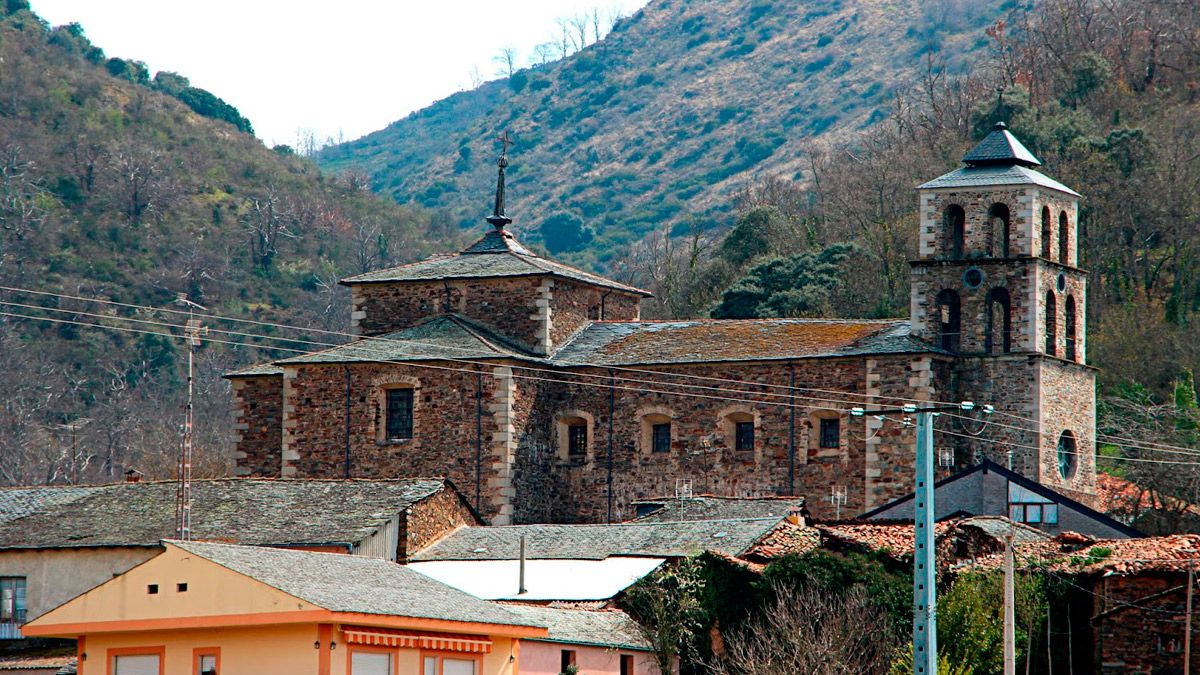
911;123;1096;503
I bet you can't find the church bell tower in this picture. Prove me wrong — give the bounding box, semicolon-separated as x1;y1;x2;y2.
910;123;1096;502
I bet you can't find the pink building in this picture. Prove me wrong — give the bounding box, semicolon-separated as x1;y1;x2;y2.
502;605;667;675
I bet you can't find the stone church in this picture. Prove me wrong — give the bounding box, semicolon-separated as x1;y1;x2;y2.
228;124;1094;525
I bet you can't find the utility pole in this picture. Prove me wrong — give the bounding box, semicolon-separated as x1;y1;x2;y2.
852;401;991;675
1187;560;1195;675
174;295;207;542
1004;446;1016;675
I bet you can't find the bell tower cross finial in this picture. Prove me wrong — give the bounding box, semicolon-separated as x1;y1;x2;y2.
487;131;513;230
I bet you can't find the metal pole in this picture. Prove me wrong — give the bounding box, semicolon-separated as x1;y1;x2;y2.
518;535;527;595
607;369;614;523
1187;561;1194;675
913;411;937;675
1004;533;1016;675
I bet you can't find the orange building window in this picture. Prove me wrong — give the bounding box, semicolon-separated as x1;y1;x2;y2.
107;646;165;675
193;647;220;675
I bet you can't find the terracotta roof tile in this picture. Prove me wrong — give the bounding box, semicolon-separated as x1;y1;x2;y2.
965;533;1200;576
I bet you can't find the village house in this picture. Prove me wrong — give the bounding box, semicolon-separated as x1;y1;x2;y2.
859;459;1141;539
0;478;475;640
22;540;549;675
227;124;1097;526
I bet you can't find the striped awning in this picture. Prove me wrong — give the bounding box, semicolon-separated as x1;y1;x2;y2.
342;626;493;653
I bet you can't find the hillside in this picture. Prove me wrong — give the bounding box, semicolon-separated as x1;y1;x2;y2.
0;4;461;484
318;0;1017;269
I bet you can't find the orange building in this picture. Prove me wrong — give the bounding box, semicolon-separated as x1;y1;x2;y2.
23;540;547;675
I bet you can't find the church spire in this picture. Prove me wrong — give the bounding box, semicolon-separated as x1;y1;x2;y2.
486;131;513;230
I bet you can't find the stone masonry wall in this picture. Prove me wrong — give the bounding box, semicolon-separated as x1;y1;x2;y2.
918;188;1034;261
911;260;1037;353
1096;574;1189;674
400;486;479;561
230;375;282;477
350;277;549;352
279;361;511;519
1038;357;1096;501
1036;261;1087;363
547;278;641;350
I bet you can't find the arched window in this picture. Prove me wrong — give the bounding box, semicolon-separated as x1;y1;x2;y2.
987;287;1012;354
1057;430;1077;479
943;204;966;260
1045;290;1057;356
988;203;1011;257
1041;206;1053;259
719;408;757;454
1058;211;1070;265
639;407;674;455
936;289;961;352
1064;295;1077;362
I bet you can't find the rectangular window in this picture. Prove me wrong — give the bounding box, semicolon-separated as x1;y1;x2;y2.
351;651;393;675
1043;503;1059;524
0;578;25;626
424;656;476;675
652;423;671;453
1009;504;1023;522
385;388;414;440
1025;504;1042;523
819;418;840;449
568;424;588;458
114;655;160;675
197;653;218;675
735;421;754;451
620;654;634;675
561;650;577;671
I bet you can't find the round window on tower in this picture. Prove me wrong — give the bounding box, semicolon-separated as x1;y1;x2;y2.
1056;273;1067;293
1056;430;1077;479
962;267;985;290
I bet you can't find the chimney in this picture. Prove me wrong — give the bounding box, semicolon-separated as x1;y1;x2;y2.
124;468;143;483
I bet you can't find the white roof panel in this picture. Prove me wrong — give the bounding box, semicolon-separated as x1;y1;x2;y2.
406;557;666;601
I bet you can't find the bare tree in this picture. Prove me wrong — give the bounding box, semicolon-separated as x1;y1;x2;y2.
0;145;47;261
493;46;519;78
709;585;901;675
104;141;176;225
241;188;297;273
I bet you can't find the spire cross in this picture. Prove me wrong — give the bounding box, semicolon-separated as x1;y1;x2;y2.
487;131;513;230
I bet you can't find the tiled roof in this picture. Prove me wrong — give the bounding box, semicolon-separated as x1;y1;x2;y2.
274;315;536;365
340;229;649;297
1094;473;1200;523
171;540;542;629
740;521;821;561
966;532;1200;576
918;164;1080;196
410;518;783;562
550;319;939;366
0;478;449;549
0;486;95;525
632;495;806;523
962;123;1042;167
0;655;74;671
817;516;1049;559
500;605;652;651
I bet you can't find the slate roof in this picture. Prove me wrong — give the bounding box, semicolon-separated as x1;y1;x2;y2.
500;605;652;651
171;540;542;629
275;315;535;365
0;478;449;550
917;164;1080;196
410;518;783;562
225;361;285;377
0;486;95;525
341;229;650;296
632;495;806;523
962;122;1042;167
549;319;940;366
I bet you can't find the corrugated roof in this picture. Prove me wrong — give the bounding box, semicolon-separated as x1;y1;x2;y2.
341;230;649;296
275;315;535;366
500;605;652;651
962;123;1042;167
0;478;449;550
550;319;939;366
407;557;665;601
171;540;542;628
632;495;805;523
410;518;782;562
918;164;1080;196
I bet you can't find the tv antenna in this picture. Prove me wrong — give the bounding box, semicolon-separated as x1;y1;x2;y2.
828;485;848;519
174;293;208;541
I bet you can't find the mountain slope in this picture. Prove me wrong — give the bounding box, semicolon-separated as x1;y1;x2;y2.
0;5;460;484
319;0;1017;269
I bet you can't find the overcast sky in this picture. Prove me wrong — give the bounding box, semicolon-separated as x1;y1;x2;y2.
29;0;651;147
